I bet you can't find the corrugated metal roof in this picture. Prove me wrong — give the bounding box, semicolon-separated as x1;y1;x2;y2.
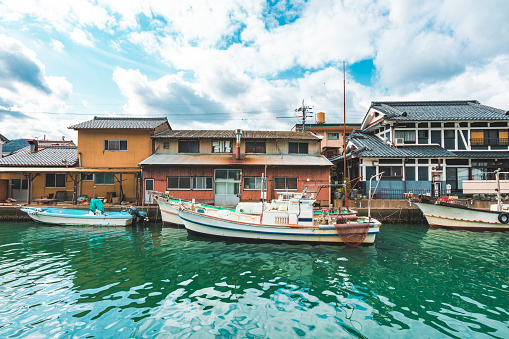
140;153;332;166
0;134;9;143
371;100;509;121
0;146;78;166
154;130;320;140
68;117;169;129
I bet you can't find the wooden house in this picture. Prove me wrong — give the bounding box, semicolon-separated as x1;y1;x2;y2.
140;129;333;206
332;100;509;198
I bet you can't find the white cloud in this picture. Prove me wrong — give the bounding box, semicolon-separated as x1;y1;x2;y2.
50;39;64;52
69;28;94;47
0;34;73;140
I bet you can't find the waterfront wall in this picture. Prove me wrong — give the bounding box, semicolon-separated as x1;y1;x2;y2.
0;199;497;224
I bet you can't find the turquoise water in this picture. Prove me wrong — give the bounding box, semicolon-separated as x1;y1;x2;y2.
0;222;508;338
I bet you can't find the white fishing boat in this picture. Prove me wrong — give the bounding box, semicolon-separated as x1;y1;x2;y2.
21;199;146;226
178;195;381;246
415;171;509;231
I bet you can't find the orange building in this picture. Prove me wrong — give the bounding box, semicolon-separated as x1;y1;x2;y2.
69;117;170;203
292;112;361;159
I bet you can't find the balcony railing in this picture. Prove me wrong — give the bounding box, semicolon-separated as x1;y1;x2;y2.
470;138;509;146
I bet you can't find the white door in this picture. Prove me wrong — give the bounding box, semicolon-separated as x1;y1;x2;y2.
214;169;241;206
11;179;28;202
144;179;154;204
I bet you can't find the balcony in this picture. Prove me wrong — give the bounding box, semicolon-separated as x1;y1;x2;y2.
470;138;509;146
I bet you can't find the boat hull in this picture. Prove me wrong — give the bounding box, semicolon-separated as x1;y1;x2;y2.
21;207;137;226
415;202;509;231
155;198;184;226
179;208;379;244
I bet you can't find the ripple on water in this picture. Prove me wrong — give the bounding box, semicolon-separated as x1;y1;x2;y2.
0;222;508;338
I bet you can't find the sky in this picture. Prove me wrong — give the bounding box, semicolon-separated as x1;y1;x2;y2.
1;0;509;142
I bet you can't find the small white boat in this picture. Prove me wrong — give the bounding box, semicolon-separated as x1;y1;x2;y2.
415;170;509;231
178;196;381;245
415;201;509;231
21;200;146;227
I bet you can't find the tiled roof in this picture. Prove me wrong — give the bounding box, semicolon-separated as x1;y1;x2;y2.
68;117;169;129
453;151;509;158
14;140;75;154
331;131;456;160
0;134;9;143
0;146;78;166
154;130;320;140
371;100;509;121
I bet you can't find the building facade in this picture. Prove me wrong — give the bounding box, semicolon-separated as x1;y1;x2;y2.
68;117;171;203
140;130;332;206
333;100;509;198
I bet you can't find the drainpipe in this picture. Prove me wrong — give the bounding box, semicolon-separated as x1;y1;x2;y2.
235;129;242;160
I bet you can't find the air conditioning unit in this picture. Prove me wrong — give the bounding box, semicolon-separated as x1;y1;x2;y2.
395;138;405;145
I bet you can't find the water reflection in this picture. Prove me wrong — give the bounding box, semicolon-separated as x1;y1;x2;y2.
0;222;508;338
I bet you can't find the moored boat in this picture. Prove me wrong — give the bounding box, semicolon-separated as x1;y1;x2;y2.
20;199;146;226
415;170;509;231
415;201;509;231
178;196;381;245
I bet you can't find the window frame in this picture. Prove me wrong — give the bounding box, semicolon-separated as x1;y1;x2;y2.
192;177;213;190
104;140;128;151
288;142;309;154
327;133;339;140
178;140;199;153
81;173;94;181
167;177;192;190
243;177;268;191
212;140;233;153
379;166;403;178
94;173;115;185
274;177;298;191
45;173;67;188
245;140;266;154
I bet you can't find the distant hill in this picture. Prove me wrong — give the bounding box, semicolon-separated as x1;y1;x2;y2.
3;139;29;153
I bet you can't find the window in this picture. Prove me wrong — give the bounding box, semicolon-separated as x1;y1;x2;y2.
328;133;339;140
444;130;455;149
95;173;115;185
379;166;402;178
405;167;416;181
46;173;66;188
163;142;169;149
418;167;429;181
394;130;416;144
274;177;298;190
167;177;191;190
212;140;232;153
178;140;199;153
245;141;265;153
215;169;241;181
104;140;127;151
288;142;308;154
11;179;27;190
244;177;268;190
81;173;93;181
193;177;213;190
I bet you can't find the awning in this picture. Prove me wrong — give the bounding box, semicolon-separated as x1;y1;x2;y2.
140;153;332;166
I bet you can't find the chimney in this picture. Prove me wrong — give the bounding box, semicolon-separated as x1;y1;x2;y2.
235;129;242;160
28;139;39;153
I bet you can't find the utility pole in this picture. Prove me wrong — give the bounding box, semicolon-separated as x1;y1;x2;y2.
295;100;313;132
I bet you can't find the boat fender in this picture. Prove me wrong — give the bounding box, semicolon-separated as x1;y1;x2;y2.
498;212;509;224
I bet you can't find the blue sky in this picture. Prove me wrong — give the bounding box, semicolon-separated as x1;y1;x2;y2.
0;0;509;141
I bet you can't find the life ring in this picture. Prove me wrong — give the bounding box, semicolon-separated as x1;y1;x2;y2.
498;213;509;224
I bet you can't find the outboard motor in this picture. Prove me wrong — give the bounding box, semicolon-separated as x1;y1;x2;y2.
127;206;147;223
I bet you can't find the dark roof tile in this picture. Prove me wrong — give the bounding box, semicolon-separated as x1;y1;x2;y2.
69;117;169;129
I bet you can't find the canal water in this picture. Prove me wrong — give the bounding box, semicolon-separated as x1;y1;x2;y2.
0;222;508;338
